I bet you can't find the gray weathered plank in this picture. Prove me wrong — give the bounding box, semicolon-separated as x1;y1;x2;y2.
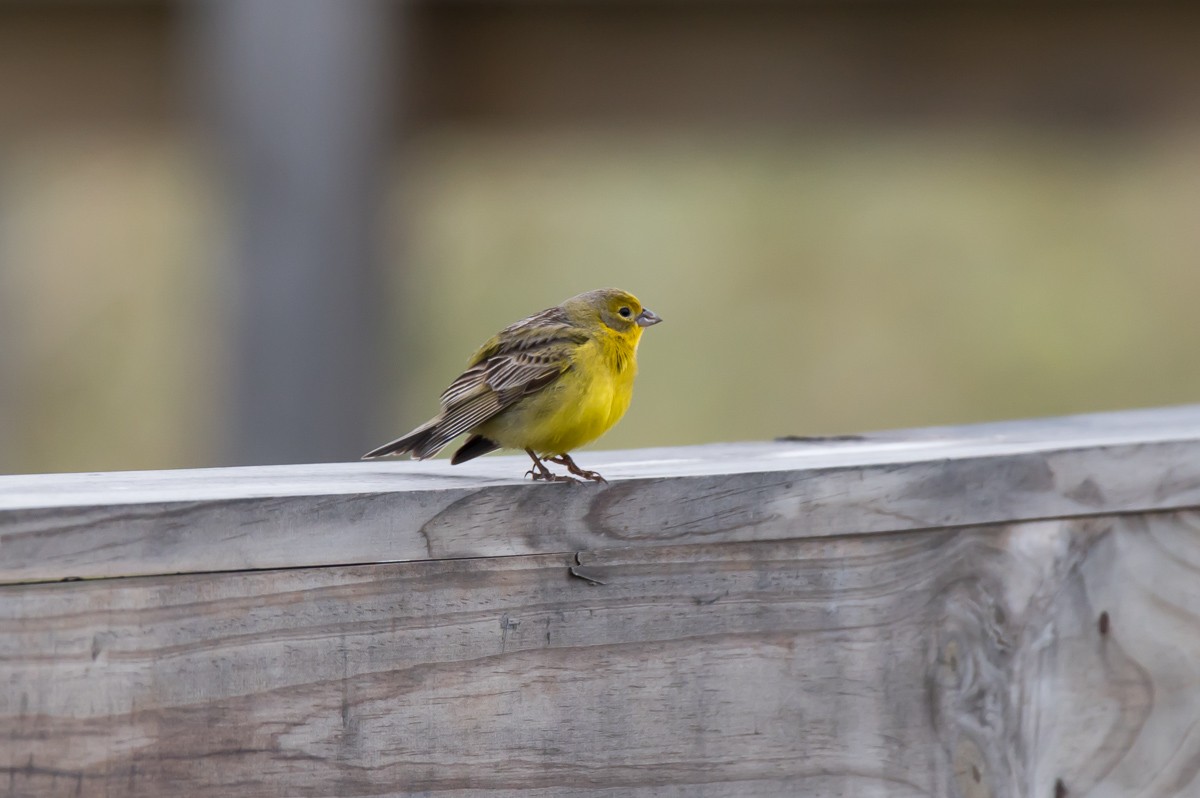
1021;510;1200;798
2;405;1200;582
3;511;1196;797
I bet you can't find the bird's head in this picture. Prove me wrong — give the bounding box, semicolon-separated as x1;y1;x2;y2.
565;288;662;338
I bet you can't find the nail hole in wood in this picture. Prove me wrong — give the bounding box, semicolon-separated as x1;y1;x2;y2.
1055;778;1068;798
1098;611;1110;636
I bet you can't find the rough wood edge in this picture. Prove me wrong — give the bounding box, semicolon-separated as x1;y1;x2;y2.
2;405;1199;583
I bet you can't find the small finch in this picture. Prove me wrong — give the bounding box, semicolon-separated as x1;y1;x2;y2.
363;288;662;483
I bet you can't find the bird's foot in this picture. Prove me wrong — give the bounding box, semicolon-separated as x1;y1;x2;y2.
525;467;581;484
524;449;582;484
547;454;608;484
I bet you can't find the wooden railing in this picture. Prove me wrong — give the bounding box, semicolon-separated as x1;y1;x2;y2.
4;405;1200;796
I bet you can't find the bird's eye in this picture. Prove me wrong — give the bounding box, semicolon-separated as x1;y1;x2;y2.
618;307;632;318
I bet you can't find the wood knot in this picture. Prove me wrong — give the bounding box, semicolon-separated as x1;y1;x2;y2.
944;640;959;672
952;739;989;798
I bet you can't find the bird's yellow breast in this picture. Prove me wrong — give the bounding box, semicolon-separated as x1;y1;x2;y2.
478;329;639;456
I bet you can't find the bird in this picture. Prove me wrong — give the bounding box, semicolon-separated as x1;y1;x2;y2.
362;288;662;483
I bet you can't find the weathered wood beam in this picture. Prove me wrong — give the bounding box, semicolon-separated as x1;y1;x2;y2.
3;511;1197;796
5;406;1200;797
2;405;1199;583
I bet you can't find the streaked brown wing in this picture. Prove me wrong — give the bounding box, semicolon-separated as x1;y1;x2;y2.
431;329;584;446
460;306;576;367
441;306;582;403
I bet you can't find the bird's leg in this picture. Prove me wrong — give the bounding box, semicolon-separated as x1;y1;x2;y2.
524;449;579;484
547;453;608;484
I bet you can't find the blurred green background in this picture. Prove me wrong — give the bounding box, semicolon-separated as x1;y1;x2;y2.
1;1;1198;474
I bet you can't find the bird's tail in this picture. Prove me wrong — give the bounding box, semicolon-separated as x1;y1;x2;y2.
361;416;454;460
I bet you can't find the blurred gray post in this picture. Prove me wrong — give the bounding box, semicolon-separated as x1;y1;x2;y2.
199;0;394;465
0;256;13;473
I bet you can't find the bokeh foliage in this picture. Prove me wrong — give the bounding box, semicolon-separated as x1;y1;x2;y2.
4;127;1199;472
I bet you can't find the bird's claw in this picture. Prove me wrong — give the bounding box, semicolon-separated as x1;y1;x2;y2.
546;455;608;484
524;449;606;484
525;467;580;484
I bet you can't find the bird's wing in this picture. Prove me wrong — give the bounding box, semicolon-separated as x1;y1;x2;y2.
431;308;587;444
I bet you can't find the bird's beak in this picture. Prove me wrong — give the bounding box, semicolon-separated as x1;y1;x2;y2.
636;308;662;327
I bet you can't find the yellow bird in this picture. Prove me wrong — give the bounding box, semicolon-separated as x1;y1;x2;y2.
363;288;662;483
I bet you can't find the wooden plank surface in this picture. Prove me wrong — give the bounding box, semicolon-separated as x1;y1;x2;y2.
4;510;1197;797
1023;510;1200;798
3;405;1200;582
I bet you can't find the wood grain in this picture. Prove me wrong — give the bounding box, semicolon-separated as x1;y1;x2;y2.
5;511;1198;797
1021;511;1200;798
4;405;1200;583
